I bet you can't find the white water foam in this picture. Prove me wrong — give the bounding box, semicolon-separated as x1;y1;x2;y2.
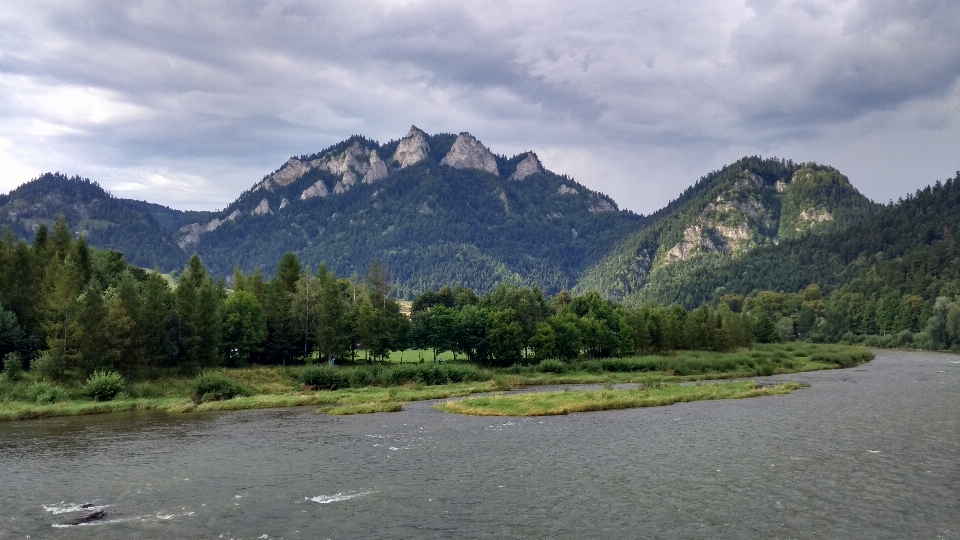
51;510;195;528
307;491;376;504
43;502;108;514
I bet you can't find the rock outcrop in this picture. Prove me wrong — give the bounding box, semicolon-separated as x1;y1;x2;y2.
300;180;329;200
558;184;578;195
509;152;543;180
589;196;617;213
440;133;499;175
392;126;431;169
660;169;774;265
252;198;271;216
257;140;389;195
176;209;241;249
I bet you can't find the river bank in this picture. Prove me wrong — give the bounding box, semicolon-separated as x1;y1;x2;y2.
0;343;872;421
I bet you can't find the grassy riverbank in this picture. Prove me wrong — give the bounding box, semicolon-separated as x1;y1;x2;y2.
0;343;871;422
436;381;803;416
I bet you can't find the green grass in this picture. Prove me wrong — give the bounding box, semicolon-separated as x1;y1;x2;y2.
0;344;869;421
435;381;802;416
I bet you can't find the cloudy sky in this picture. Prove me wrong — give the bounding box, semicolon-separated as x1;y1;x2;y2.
1;0;959;214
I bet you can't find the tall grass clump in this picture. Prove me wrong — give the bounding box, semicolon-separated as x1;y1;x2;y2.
537;359;566;373
83;370;126;401
190;371;247;403
299;365;351;390
381;363;485;386
26;381;69;404
3;352;23;382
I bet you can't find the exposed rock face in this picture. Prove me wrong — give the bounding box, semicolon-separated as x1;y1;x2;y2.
497;189;511;214
363;152;388;183
300;180;329;200
664;225;715;264
775;180;788;193
796;208;833;230
509;152;543;180
392;126;431;169
263;158;311;189
589;196;617;213
279;198;289;210
660;168;775;265
257;141;389;195
176;209;241;249
440;133;499;175
558;184;578;195
252;198;271;216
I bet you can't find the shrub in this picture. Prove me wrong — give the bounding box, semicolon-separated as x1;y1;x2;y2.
349;369;376;388
83;370;126;401
190;372;247;403
299;365;350;390
537;359;566;373
755;361;775;376
31;351;62;381
381;363;485;386
3;352;23;382
26;381;68;404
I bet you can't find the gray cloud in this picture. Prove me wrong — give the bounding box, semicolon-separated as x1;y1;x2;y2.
1;0;958;213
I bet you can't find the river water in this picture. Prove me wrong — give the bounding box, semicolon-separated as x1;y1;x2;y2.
1;349;957;539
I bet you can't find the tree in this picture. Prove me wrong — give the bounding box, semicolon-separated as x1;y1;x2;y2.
221;291;268;366
315;266;348;361
485;309;524;365
0;303;27;361
752;312;779;344
529;322;556;361
291;273;320;358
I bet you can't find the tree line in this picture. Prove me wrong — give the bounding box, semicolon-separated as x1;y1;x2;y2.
1;218;759;380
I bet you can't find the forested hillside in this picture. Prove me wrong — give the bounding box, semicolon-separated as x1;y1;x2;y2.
0;173;195;270
1;128;642;296
575;157;878;300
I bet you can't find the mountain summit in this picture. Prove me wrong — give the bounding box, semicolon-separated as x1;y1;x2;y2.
0;128;636;296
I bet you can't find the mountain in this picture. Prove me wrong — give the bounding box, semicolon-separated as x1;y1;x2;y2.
574;157;879;303
632;172;960;311
0;173;213;270
0;127;642;296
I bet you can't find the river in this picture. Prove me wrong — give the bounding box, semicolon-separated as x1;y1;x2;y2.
1;349;957;539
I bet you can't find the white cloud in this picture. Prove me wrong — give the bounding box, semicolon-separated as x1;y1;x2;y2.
0;0;958;213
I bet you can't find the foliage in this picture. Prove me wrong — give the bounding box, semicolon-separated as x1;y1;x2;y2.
82;370;126;401
190;371;247;403
299;365;351;390
3;352;22;382
26;381;69;404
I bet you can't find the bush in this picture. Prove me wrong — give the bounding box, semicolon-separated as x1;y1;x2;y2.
3;352;23;382
83;370;126;401
26;381;68;404
300;365;350;390
349;369;376;388
190;372;247;403
537;359;566;373
380;363;486;386
31;351;62;381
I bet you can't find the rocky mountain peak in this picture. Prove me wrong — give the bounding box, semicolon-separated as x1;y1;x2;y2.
440;133;499;175
391;125;431;169
509;152;543;180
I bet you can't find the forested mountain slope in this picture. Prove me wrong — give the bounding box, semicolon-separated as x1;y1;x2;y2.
575;157;878;301
176;127;641;296
0;173;199;270
1;128;642;295
630;172;960;309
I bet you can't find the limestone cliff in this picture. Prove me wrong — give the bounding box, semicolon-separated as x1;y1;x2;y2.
510;152;544;180
440;133;499;175
392;126;431;169
660;169;775;265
